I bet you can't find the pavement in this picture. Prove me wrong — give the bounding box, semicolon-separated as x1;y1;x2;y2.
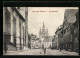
45;49;78;56
4;47;79;56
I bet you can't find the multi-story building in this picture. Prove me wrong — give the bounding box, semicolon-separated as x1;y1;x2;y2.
55;28;59;49
44;36;52;49
38;39;42;48
62;9;78;51
30;34;36;49
35;38;40;49
54;25;63;50
3;7;28;54
58;25;63;50
54;34;58;49
72;12;79;52
52;35;57;49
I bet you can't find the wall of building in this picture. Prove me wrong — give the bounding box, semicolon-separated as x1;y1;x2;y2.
3;7;28;54
62;9;78;51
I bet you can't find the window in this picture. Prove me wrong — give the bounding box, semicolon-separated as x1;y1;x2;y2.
64;29;66;34
64;16;66;19
66;28;68;33
66;27;69;33
68;27;69;32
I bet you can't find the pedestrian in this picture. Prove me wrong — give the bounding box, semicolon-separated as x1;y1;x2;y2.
4;34;8;53
40;51;41;54
42;45;44;53
4;43;7;53
40;44;44;54
59;45;61;51
44;48;46;54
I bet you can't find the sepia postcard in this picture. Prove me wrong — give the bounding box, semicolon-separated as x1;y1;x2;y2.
3;7;79;56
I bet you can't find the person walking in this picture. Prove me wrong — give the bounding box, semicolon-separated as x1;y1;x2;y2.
44;48;46;54
42;44;44;54
40;44;44;54
40;37;44;54
59;44;62;51
60;46;61;51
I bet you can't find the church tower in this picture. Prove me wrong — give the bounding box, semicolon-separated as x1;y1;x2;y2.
39;28;42;39
39;22;48;39
46;29;48;36
42;22;46;38
43;22;45;29
42;22;45;33
39;22;49;48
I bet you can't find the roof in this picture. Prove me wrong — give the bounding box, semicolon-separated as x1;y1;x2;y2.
64;9;78;23
11;7;25;21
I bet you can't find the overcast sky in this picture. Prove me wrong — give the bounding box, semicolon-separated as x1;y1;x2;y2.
27;7;78;37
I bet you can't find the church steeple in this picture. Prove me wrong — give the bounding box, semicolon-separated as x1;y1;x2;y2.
46;29;48;36
43;22;45;28
40;28;41;33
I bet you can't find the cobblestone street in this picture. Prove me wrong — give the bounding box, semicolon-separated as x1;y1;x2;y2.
4;47;78;56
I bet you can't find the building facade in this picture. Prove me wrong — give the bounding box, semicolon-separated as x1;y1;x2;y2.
30;34;36;49
62;9;78;51
72;12;79;52
58;25;63;50
54;25;63;50
3;7;28;54
52;35;57;49
35;38;40;49
44;36;52;49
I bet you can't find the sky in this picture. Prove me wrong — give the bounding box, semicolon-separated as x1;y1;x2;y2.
28;7;78;37
19;7;78;38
